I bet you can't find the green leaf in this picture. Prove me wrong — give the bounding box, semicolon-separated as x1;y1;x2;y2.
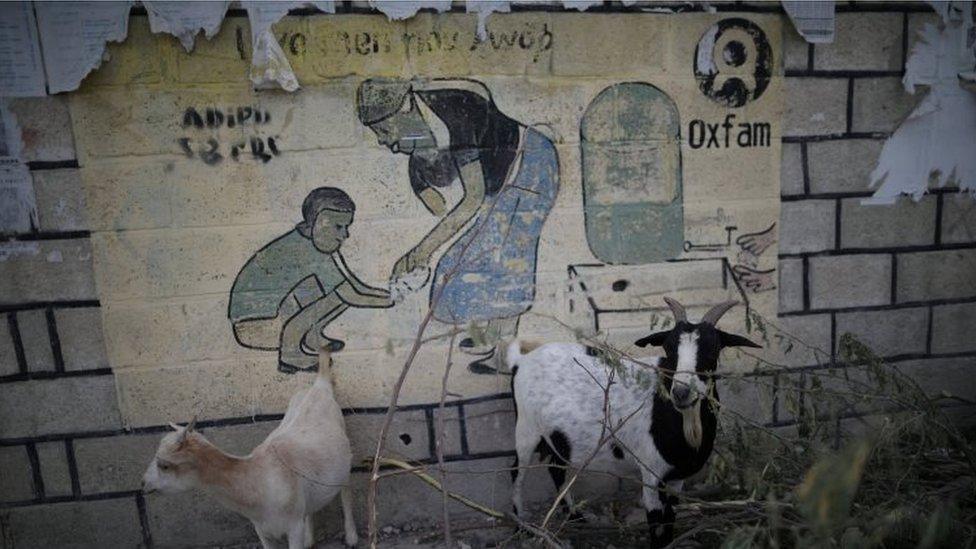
796;439;873;538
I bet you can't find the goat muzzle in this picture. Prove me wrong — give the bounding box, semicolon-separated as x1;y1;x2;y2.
671;385;696;409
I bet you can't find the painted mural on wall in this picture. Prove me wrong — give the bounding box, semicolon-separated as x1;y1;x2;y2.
581;82;684;265
69;12;784;427
355;78;559;373
229;187;393;373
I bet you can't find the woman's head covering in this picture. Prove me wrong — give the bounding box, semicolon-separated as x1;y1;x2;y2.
356;78;412;126
357;78;495;126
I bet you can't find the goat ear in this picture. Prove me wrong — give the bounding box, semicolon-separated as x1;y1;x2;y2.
635;331;669;347
718;330;762;349
168;422;182;431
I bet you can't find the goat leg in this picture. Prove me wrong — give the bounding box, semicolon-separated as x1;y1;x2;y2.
341;486;359;547
287;520;307;549
642;475;676;549
255;528;275;549
646;504;676;548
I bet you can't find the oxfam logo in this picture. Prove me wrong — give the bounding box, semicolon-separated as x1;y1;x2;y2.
693;18;773;108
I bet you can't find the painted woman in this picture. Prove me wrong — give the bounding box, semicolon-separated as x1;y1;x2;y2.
357;78;560;372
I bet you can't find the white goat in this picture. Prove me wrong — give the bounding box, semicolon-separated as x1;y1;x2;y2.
508;298;760;548
141;350;357;549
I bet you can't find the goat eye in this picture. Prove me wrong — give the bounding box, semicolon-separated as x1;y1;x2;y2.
157;461;173;471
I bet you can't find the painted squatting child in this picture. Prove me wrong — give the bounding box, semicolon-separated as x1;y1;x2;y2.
229;187;392;373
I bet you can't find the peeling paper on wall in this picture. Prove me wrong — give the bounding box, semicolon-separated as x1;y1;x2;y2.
244;1;335;92
143;0;231;52
926;0;966;24
561;0;603;10
867;7;976;204
0;100;38;234
0;1;46;97
464;1;604;40
370;1;451;20
34;1;133;94
782;0;835;43
0;241;39;261
466;1;512;41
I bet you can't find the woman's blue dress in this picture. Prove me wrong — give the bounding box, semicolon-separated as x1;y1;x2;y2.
430;127;560;324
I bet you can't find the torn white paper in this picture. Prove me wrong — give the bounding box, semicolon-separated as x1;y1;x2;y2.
0;241;39;261
0;2;46;97
144;0;230;52
466;1;512;41
561;0;602;10
0;162;37;232
925;0;970;24
0;100;23;161
782;0;835;44
370;1;451;20
0;101;37;233
34;1;132;94
244;1;335;92
868;13;976;204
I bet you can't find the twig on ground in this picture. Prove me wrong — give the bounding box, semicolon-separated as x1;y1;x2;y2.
436;328;459;547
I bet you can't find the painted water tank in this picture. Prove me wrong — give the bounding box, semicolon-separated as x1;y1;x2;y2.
580;82;683;264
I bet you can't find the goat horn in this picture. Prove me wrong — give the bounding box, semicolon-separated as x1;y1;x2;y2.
185;415;198;432
663;296;687;323
701;300;739;325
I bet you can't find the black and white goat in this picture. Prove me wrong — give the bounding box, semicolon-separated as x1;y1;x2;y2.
508;298;760;547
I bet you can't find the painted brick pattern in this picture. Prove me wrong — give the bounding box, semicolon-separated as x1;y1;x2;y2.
2;4;975;546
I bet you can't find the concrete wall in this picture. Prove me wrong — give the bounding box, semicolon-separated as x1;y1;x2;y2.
1;4;974;548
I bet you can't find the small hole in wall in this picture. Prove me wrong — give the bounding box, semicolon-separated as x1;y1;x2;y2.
612;280;629;292
399;433;412;446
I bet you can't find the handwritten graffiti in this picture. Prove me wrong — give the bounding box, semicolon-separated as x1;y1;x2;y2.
467;23;553;61
337;31;394;55
178;106;280;165
181;106;272;129
178;136;280;165
688;115;771;149
277;31;307;56
285;23;553;62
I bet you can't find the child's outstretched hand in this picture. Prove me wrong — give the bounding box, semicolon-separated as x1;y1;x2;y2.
391;246;432;281
389;267;431;304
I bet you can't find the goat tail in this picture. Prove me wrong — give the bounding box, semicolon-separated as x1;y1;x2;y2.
506;340;523;370
505;339;541;371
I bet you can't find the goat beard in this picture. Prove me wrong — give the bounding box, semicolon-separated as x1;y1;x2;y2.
680;400;703;450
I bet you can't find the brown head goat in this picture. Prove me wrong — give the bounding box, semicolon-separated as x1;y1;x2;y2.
508;298;760;548
141;350;357;548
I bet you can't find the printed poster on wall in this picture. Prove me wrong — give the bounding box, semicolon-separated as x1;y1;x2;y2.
68;12;784;427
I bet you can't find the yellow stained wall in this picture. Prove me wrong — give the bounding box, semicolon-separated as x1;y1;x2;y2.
69;12;785;428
